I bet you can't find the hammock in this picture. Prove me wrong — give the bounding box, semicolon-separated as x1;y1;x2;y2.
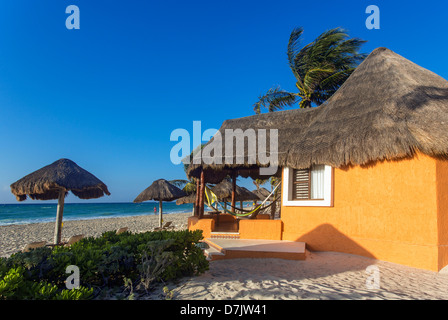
223;196;279;214
204;183;281;217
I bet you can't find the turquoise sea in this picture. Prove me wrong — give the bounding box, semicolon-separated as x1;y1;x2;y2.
0;202;199;226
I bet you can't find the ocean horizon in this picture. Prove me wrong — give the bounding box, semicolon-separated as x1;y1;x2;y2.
0;201;254;226
0;202;198;226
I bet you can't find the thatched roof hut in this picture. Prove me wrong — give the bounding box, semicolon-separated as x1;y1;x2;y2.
187;47;448;183
210;180;236;199
233;187;259;202
10;158;110;244
210;180;258;202
134;179;187;227
10;158;110;201
133;179;186;203
176;192;196;205
252;187;273;201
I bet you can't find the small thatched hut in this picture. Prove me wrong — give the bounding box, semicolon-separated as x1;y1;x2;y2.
176;192;196;205
134;179;186;227
10;158;110;244
234;187;259;202
252;187;273;201
186;47;448;271
210;180;258;208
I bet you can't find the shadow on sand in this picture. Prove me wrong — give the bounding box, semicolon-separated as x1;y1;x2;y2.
173;224;384;299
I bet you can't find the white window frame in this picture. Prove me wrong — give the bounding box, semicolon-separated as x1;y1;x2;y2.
282;165;333;207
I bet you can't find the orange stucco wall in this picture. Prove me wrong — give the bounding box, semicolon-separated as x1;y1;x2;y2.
188;216;214;239
437;159;448;270
239;219;283;240
281;153;448;271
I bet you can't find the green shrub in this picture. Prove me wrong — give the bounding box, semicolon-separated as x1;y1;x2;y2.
0;229;208;299
0;266;93;300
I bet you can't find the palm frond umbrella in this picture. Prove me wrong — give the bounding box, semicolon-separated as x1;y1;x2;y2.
211;180;259;210
176;192;196;205
210;180;257;201
133;179;187;227
234;187;260;202
252;187;273;201
10;159;110;245
210;180;235;200
223;186;259;211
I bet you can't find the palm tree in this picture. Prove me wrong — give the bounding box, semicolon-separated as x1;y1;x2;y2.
253;27;367;114
169;146;203;194
169;178;197;194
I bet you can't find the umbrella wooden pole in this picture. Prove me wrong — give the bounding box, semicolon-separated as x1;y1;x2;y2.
198;170;205;219
159;200;163;228
231;174;236;213
54;189;65;245
194;178;200;216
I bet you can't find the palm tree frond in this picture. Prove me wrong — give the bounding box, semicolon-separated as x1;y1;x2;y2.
319;69;353;92
253;87;297;113
254;26;366;113
287;27;304;81
168;179;190;188
303;67;335;91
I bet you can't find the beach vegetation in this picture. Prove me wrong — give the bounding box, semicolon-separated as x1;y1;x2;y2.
0;266;93;300
0;229;208;300
253;27;366;113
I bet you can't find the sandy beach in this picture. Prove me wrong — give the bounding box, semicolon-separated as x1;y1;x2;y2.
164;252;448;300
2;212;448;300
0;212;191;258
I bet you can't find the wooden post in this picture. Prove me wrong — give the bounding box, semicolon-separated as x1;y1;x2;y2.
159;200;163;227
54;188;65;245
194;178;200;216
198;170;205;218
231;173;236;213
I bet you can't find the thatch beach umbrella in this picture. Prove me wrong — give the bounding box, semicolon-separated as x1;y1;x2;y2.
209;180;235;200
176;192;196;205
234;187;259;202
211;180;259;210
133;179;187;227
252;187;273;201
210;180;257;201
10;158;110;245
223;186;259;211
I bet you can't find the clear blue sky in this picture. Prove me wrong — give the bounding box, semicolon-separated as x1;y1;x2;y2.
0;0;447;203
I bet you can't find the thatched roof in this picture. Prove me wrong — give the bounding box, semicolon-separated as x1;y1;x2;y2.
210;180;259;201
176;192;196;205
210;180;237;199
175;185;258;205
252;187;273;201
134;179;187;203
234;187;259;202
187;47;448;183
10;159;111;201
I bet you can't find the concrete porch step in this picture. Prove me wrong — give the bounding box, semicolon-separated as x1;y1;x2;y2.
204;245;226;261
210;232;240;240
203;238;306;261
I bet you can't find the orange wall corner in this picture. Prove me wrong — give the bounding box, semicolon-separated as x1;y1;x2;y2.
239;219;283;240
280;153;442;271
188;216;214;239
